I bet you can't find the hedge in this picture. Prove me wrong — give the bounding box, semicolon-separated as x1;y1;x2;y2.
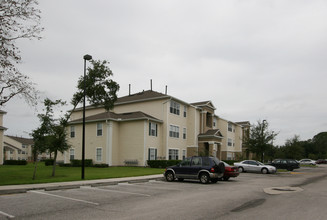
70;159;93;167
44;159;54;166
4;160;27;165
147;160;181;168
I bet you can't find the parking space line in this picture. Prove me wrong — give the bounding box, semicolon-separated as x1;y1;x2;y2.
30;190;99;205
82;186;151;197
0;210;15;219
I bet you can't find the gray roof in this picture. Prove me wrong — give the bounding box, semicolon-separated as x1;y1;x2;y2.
198;129;224;138
5;135;34;145
69;111;163;124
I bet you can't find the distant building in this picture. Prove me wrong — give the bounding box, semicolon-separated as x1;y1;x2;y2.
57;89;250;166
3;135;34;161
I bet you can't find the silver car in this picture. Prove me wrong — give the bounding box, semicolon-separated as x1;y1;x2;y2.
234;160;276;174
299;159;316;165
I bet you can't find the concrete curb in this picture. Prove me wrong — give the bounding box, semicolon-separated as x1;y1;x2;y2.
0;174;164;195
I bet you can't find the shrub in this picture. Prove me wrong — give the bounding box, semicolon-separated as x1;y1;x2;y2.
4;160;27;165
147;160;181;168
70;159;93;167
44;159;54;166
223;160;239;165
93;163;109;168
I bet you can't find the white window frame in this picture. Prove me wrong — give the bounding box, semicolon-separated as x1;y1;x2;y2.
182;149;186;160
183;128;187;139
228;138;233;147
168;149;179;160
148;148;157;160
96;147;102;162
228;123;233;132
183;105;187;117
169;125;180;138
70;126;75;138
97;123;103;136
170;100;180;115
70;148;75;160
149;122;158;137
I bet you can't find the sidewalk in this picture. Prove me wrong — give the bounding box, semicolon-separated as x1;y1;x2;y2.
0;174;164;195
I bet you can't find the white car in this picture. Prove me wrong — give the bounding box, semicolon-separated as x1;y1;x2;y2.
299;159;316;165
234;160;276;174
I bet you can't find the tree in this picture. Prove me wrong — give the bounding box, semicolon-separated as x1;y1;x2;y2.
282;135;305;160
312;132;327;159
31;99;56;180
31;98;70;178
0;0;43;107
245;120;278;162
71;60;120;111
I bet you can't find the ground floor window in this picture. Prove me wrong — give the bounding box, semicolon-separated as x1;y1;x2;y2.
148;148;157;160
182;149;186;160
96;148;102;162
169;149;179;160
70;149;75;160
227;152;234;160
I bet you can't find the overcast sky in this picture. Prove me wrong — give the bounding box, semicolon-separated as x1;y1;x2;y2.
3;0;327;145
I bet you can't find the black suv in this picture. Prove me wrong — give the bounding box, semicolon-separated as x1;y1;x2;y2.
269;159;300;171
164;156;225;184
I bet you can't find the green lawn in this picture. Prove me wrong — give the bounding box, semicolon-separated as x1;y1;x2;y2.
0;162;164;186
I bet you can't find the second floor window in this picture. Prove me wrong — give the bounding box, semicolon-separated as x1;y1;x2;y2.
70;126;75;138
169;125;179;138
149;122;158;136
183;128;187;139
183;106;187;117
97;123;103;136
170;100;180;115
228;138;233;147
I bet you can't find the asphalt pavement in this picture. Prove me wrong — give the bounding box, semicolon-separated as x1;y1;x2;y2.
0;174;164;195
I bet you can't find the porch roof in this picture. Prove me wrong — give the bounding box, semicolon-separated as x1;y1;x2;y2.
198;129;224;139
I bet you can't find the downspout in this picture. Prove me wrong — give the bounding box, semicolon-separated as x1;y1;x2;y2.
144;120;147;166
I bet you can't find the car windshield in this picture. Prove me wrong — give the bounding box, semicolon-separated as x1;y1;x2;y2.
257;161;264;166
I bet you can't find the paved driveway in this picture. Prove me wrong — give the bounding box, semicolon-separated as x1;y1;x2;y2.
0;165;326;219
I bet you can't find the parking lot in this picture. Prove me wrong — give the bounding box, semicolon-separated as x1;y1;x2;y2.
1;165;327;220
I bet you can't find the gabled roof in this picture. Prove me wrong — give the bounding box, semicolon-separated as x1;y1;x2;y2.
236;121;251;127
198;129;224;138
69;111;163;124
0;126;7;130
191;101;216;110
115;90;170;105
5;135;34;145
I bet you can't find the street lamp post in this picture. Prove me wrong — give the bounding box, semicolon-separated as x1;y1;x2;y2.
82;54;92;179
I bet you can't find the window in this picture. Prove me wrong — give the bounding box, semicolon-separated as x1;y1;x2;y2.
228;138;233;147
149;122;158;137
148;148;157;160
170;100;180;115
169;125;179;138
213;118;217;127
228;123;233;132
97;123;103;136
182;149;186;160
183;128;186;139
180;157;191;166
169;149;179;160
96;148;102;162
206;112;212;127
191;157;202;166
183;106;187;117
22;144;26;148
70;149;75;160
70;126;75;138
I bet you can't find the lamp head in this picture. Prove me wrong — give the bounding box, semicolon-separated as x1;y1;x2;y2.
83;54;92;60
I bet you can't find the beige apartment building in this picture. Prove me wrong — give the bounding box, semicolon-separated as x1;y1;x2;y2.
3;135;34;161
57;90;249;166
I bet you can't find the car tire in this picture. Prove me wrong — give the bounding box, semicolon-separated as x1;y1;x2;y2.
223;176;230;181
218;162;225;173
238;167;244;173
199;173;210;184
261;168;268;174
211;178;218;183
177;178;184;182
165;171;175;182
